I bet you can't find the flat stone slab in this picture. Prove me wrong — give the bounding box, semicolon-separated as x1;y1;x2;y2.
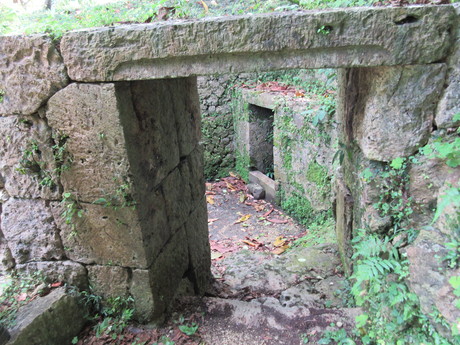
7;287;87;345
60;5;456;81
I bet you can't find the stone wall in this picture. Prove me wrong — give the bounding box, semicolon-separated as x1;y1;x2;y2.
336;61;460;335
233;87;337;220
0;36;210;323
0;5;459;330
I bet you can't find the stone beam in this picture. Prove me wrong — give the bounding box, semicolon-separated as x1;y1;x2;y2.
60;5;456;82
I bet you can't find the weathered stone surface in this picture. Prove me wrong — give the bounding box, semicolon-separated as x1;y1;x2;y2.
248;171;278;205
7;287;86;345
46;83;133;203
247;183;265;200
161;167;192;231
199;297;360;345
0;115;60;199
130;227;190;322
222;245;340;294
436;4;460;129
1;198;64;264
184;198;211;295
60;6;455;81
405;234;460;338
0;35;68;115
87;265;130;298
351;64;446;161
51;202;147;267
15;261;88;289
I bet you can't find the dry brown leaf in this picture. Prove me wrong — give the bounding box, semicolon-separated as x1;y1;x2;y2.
273;236;287;247
254;204;265;212
234;214;251;224
229;171;238;178
206;195;215;205
200;0;209;12
208;218;219;224
267;217;288;224
242;240;257;247
271;245;289;255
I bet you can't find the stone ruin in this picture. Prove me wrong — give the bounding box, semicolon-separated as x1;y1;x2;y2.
0;5;459;334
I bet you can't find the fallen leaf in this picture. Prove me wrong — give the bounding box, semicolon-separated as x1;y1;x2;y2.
51;281;63;288
200;0;209;12
239;193;247;203
206;195;215;205
273;236;287;247
229;171;238;178
208;218;219;224
211;252;223;260
295;90;305;97
226;182;237;191
254;203;265;212
271;245;289;255
267;217;288;224
234;214;251;224
242;240;257;247
262;208;274;217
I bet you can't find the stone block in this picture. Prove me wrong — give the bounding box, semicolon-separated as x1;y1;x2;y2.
51;202;147;268
249;171;278;204
161;167;192;231
130;227;190;322
436;4;460;129
46;83;134;203
350;64;446;161
1;198;64;265
7;288;86;345
60;6;455;81
87;265;130;298
15;261;88;289
0;115;60;200
0;35;68;115
247;183;265;200
125;79;181;189
183;198;211;295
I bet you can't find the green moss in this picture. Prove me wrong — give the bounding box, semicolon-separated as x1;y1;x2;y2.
235;150;250;182
280;189;330;226
306;162;328;185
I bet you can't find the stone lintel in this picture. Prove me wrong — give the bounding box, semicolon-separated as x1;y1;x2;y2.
60;5;456;82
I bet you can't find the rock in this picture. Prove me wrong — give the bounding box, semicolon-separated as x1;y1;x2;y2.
46;83;133;203
405;234;460;338
0;326;10;345
183;198;211;295
87;265;130;298
436;4;460;129
279;284;322;308
351;64;446;161
60;6;454;81
247;183;265;200
15;261;88;289
0;35;68;116
50;201;148;268
1;198;64;264
130;227;190;322
7;287;87;345
0;115;60;200
197;297;360;345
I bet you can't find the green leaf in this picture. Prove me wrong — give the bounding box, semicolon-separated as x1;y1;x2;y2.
390;157;404;170
355;313;368;328
449;276;460;291
71;337;78;345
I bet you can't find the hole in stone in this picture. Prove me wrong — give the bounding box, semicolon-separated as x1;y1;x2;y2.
394;15;418;25
102;216;108;219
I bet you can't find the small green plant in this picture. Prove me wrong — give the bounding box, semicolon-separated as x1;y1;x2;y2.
178;322;199;336
92;177;136;210
61;192;83;235
0;89;5;103
0;271;46;329
318;325;356;344
317;25;333;35
82;293;135;340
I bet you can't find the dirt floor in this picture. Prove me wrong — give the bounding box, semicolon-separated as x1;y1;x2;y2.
74;175;359;345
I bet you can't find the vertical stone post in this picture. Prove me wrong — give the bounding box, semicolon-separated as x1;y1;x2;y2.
46;77;211;322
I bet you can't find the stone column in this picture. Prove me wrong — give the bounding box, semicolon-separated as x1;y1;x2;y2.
44;77;210;322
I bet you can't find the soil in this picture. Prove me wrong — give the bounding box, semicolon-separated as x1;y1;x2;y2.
75;175;359;345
